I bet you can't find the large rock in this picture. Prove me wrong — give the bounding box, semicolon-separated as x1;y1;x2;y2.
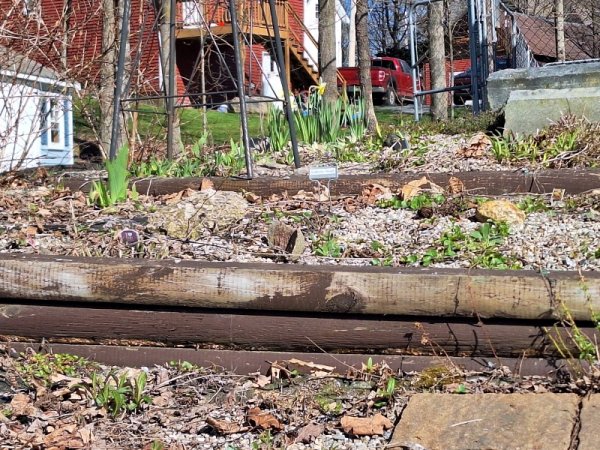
487;62;600;111
390;393;579;450
228;96;273;115
475;199;525;229
504;87;600;137
149;190;248;240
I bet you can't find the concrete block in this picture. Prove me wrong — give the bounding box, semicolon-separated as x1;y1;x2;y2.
577;395;600;450
504;87;600;137
390;393;579;450
487;62;600;111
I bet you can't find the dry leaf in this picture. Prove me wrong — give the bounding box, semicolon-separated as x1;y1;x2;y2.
206;416;246;434
343;197;358;213
44;423;84;449
360;183;393;205
286;358;335;374
457;132;492;158
78;424;95;445
254;374;271;388
162;191;183;205
340;413;393;436
200;178;215;191
292;186;329;202
25;225;38;236
10;393;37;417
37;208;53;217
447;176;465;195
246;406;282;430
400;177;430;200
552;188;565;202
162;188;195;205
295;422;325;443
244;191;260;203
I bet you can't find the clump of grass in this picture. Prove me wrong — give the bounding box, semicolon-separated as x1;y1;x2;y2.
490;115;600;168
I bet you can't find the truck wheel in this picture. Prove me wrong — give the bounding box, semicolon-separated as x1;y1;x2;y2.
384;86;397;106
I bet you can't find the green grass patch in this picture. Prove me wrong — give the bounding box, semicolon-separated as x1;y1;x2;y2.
73;97;263;145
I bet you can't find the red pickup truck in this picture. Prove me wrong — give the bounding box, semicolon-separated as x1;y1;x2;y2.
337;57;416;105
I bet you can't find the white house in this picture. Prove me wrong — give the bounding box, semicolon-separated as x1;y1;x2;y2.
0;46;77;173
261;0;349;100
303;0;349;70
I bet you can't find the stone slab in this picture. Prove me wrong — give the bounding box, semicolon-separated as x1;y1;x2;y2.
487;62;600;111
504;87;600;137
390;393;579;450
577;394;600;450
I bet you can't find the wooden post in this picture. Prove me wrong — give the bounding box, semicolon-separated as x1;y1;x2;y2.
285;39;291;90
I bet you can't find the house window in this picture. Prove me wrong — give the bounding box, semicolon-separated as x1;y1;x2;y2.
43;98;65;148
22;0;39;16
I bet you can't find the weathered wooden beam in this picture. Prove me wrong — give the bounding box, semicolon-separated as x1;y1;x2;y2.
0;254;598;320
59;168;600;197
1;304;594;357
5;342;572;377
1;304;584;357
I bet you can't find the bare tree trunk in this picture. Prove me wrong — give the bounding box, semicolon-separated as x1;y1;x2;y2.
99;0;116;155
555;0;565;62
356;0;377;132
318;0;338;101
157;0;184;156
428;0;448;120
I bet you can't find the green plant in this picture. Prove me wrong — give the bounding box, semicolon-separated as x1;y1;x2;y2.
16;353;96;386
89;146;138;207
344;97;366;142
404;222;519;269
314;233;342;257
315;396;343;415
294;86;344;144
211;139;246;176
377;193;445;211
265;107;290;153
374;377;397;408
455;384;468;394
490;135;511;162
252;430;275;450
365;357;374;373
329;140;368;163
150;441;165;450
546;303;600;366
81;370;152;417
518;196;549;213
370;240;394;266
168;360;200;372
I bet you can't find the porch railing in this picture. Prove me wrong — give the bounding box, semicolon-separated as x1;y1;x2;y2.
178;0;288;30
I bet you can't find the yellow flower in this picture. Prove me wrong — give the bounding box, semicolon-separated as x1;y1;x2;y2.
316;79;327;96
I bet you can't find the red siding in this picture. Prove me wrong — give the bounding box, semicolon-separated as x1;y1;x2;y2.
0;0;308;100
422;58;470;105
245;44;265;94
0;0;172;96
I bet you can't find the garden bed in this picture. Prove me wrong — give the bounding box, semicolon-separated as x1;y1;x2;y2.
2;121;600;449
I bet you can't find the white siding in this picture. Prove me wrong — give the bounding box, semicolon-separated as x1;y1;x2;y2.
0;82;42;172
